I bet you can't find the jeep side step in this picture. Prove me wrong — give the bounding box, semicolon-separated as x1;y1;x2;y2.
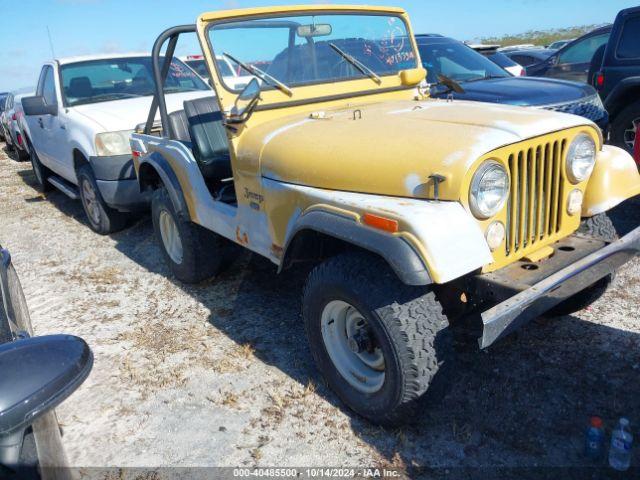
47;176;79;200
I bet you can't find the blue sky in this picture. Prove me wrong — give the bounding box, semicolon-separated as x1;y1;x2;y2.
0;0;636;91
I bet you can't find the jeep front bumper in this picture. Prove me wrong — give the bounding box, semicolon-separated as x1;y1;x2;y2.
476;225;640;349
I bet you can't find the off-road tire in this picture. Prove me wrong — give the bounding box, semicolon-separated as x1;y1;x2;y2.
302;252;453;426
610;99;640;154
576;212;619;243
548;213;618;317
77;165;128;235
151;187;228;284
28;139;52;193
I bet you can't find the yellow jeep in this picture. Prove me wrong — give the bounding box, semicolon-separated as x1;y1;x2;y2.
131;5;640;425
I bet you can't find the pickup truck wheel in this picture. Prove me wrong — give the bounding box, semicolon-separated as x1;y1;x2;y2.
77;165;128;235
547;213;617;317
302;252;453;426
151;187;225;284
28;142;52;192
610;100;640;153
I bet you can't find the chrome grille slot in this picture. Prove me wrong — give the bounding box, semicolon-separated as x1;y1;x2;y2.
505;139;566;256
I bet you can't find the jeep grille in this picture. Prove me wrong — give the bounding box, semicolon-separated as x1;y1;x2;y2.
505;138;568;257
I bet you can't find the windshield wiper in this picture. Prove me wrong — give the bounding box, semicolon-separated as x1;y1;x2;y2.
329;43;382;85
223;52;292;97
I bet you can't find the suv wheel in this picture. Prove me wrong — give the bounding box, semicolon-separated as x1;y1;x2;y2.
28;141;52;192
77;165;128;235
547;213;618;317
611;99;640;153
302;252;453;426
151;187;228;283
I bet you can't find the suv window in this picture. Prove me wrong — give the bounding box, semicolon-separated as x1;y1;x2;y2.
559;32;610;64
42;67;57;106
617;17;640;59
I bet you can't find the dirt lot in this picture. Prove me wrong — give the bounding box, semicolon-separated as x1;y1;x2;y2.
1;145;639;475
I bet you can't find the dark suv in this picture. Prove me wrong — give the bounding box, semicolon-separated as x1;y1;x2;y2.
590;6;640;152
527;26;612;84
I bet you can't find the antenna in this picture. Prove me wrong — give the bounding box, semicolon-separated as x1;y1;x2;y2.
46;26;56;59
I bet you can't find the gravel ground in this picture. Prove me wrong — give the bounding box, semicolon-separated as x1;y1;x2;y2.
1;145;639;476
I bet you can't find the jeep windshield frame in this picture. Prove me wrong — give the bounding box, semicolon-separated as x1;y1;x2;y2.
199;7;420;111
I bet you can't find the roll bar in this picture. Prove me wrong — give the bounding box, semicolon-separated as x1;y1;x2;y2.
145;24;197;137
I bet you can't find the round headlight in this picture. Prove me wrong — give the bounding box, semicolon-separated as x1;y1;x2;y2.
485;221;506;251
469;161;509;219
566;133;596;184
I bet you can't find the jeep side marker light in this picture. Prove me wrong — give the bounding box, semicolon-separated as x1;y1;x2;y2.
363;213;399;233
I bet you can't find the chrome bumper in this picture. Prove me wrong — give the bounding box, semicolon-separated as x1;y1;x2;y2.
480;225;640;349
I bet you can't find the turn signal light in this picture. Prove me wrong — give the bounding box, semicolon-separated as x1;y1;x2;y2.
363;213;398;233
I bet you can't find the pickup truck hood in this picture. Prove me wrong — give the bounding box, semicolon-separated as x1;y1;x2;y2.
71;90;213;132
245;99;592;200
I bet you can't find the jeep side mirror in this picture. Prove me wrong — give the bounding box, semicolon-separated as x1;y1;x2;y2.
0;335;93;437
22;96;57;116
229;78;261;123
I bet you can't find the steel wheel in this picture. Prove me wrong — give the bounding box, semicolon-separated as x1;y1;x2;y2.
320;300;385;394
158;210;184;265
81;179;102;226
623;116;640;150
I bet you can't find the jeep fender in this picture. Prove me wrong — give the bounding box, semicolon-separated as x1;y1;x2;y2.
604;77;640;117
582;145;640;216
276;182;493;285
281;210;433;285
137;151;190;220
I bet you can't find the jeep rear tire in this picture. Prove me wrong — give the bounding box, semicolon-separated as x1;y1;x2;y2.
77;165;128;235
151;187;228;284
302;252;453;426
548;213;618;317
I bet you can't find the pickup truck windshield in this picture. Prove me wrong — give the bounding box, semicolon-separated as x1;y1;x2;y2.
208;13;417;92
60;57;209;107
418;41;509;83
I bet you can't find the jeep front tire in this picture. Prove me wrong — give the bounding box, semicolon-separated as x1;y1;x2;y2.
151;187;228;284
302;252;453;426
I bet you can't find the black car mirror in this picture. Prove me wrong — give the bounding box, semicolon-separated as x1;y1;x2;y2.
0;335;93;437
22;96;57;117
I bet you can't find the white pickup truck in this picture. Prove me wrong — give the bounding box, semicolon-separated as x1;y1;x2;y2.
22;53;212;234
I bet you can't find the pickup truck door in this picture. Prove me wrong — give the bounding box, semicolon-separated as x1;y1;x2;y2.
33;66;73;179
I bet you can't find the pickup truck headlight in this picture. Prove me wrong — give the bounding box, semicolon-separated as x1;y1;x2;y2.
566;133;596;184
469;161;509;219
95;130;133;157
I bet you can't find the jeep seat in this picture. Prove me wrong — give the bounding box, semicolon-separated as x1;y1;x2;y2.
168;110;191;144
183;97;232;180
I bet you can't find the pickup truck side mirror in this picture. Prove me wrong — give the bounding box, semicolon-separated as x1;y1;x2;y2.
0;335;93;436
22;96;57;117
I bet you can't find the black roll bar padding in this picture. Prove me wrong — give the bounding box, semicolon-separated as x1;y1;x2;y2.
145;24;198;137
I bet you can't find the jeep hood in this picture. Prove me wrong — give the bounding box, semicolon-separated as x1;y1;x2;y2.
72;90;213;132
244;99;592;200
